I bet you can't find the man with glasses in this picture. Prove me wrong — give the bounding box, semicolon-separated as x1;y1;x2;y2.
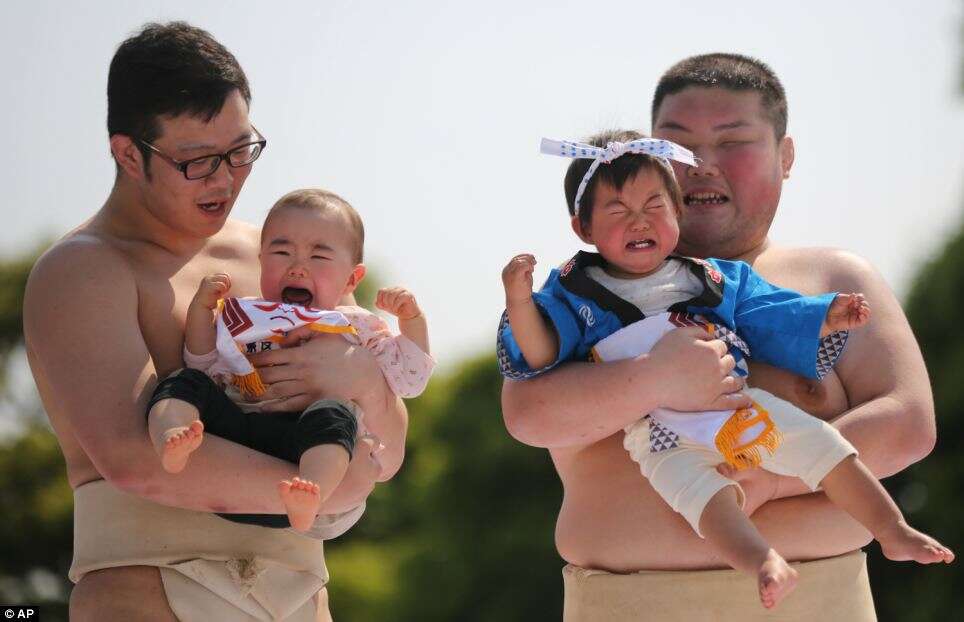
23;22;402;621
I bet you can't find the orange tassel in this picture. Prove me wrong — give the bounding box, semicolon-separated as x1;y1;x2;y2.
715;402;783;470
233;370;267;398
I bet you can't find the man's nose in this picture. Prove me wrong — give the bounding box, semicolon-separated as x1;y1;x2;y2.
204;158;235;188
686;149;720;178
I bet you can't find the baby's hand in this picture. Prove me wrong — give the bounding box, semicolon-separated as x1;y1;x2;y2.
824;292;871;334
194;273;232;310
376;287;422;321
502;254;537;306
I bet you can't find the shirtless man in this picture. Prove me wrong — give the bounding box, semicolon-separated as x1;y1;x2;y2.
501;54;934;620
23;22;405;621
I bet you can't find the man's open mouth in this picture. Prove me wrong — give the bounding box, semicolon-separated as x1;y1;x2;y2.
626;239;656;250
197;201;226;213
281;287;313;307
684;192;729;206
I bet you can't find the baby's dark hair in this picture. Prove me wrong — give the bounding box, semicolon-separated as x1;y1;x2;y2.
264;189;365;263
563;129;684;229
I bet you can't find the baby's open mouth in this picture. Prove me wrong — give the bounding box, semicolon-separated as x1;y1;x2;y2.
281;287;313;307
684;192;729;206
626;239;655;250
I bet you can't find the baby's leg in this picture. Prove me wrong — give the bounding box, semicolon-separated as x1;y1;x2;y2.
750;387;951;564
146;369;229;474
625;417;797;609
147;398;204;474
821;456;954;564
281;400;359;531
700;487;799;609
280;446;351;531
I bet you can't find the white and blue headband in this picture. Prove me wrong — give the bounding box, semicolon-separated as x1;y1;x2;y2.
540;137;697;216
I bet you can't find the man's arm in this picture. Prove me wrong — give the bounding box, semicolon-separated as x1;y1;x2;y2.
825;250;935;474
742;250;935;506
503;327;750;449
24;240;376;513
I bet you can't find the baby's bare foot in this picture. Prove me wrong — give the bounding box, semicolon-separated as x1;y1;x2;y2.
758;549;799;609
161;421;204;474
878;521;955;564
278;477;321;532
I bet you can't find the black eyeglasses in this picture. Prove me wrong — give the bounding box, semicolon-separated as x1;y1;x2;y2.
138;128;267;180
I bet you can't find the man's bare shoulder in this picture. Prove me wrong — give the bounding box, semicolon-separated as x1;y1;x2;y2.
223;218;260;239
755;245;880;293
26;232;137;307
214;218;260;246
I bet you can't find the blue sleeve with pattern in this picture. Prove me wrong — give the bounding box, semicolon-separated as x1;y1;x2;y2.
497;273;583;379
713;259;840;380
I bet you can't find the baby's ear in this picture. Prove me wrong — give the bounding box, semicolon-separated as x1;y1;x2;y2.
571;216;592;244
343;264;367;294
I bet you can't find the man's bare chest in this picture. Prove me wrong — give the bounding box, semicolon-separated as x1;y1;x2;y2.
135;254;262;376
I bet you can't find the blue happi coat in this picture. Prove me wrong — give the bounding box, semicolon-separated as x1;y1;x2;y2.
497;251;847;381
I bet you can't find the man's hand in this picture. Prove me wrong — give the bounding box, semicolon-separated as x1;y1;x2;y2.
248;331;380;412
502;254;537;306
648;327;750;412
716;463;780;516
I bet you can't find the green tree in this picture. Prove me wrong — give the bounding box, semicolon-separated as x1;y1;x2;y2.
0;252;33;392
865;217;964;621
0;248;71;620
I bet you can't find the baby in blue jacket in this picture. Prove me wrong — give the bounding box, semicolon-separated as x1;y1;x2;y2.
499;130;953;609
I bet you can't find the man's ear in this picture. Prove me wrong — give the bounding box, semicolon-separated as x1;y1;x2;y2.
110;134;147;180
571;216;593;244
779;135;795;180
342;264;367;295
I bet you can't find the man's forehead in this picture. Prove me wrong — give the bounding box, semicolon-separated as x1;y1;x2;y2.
157;121;254;152
654;87;767;131
154;92;253;151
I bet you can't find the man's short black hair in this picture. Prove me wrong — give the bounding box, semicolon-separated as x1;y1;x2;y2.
651;53;788;139
563;129;684;230
107;21;251;171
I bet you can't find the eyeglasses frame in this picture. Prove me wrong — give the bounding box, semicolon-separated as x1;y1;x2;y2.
137;128;267;180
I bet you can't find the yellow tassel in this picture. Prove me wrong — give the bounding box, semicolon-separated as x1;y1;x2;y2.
715;401;783;470
233;370;267;398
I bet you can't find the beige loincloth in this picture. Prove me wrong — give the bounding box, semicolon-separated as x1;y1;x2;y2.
563;550;876;621
70;479;334;622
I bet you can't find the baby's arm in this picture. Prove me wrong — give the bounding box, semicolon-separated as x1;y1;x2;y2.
502;254;559;369
184;273;232;356
375;287;430;355
822;293;871;337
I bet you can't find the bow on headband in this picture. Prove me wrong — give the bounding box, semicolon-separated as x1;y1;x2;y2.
540;137;698;216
